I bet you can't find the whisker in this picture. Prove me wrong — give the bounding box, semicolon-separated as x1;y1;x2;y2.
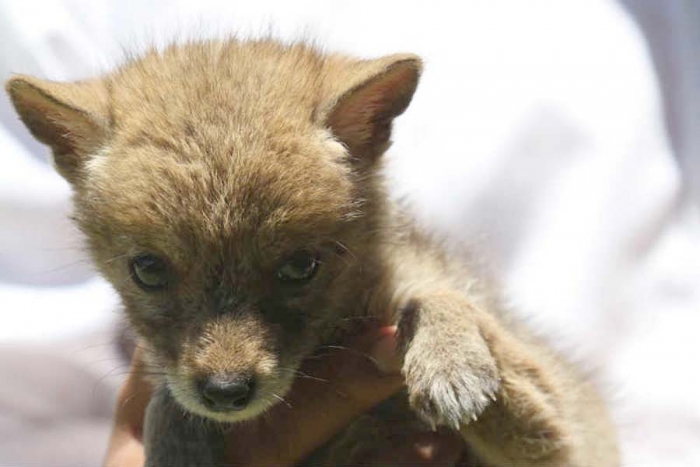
70;340;121;356
118;389;157;411
105;253;132;265
36;259;94;276
338;315;376;323
276;367;330;384
314;345;380;368
271;392;293;409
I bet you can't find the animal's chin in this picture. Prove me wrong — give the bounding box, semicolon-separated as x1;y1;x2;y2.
165;373;295;424
175;397;271;423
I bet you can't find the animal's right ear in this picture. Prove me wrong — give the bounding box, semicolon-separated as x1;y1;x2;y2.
5;75;108;184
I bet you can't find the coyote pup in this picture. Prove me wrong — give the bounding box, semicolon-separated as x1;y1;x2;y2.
6;39;618;466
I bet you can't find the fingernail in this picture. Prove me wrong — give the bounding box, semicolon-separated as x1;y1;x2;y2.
413;431;464;464
369;326;402;374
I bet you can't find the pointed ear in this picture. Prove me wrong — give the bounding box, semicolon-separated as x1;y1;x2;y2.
323;54;422;162
5;75;108;184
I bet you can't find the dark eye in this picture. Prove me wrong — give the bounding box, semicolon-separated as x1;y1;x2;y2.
276;251;319;283
130;254;169;291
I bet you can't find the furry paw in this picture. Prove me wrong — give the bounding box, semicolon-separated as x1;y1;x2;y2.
402;331;500;430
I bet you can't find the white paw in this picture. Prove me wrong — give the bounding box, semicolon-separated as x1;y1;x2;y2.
404;340;500;430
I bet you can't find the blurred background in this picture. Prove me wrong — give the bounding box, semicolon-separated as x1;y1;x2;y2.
1;0;698;465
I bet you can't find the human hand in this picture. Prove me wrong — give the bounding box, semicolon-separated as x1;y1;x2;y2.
103;326;465;467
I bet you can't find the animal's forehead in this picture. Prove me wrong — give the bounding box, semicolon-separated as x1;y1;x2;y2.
85;133;356;262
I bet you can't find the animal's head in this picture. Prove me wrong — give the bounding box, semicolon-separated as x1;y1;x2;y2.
5;40;421;422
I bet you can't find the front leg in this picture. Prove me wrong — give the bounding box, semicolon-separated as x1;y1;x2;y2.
397;290;619;467
143;384;227;467
398;292;500;430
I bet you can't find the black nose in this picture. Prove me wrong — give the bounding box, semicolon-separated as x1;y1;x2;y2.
198;374;255;411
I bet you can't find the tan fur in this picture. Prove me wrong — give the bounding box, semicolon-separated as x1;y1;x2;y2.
6;38;619;466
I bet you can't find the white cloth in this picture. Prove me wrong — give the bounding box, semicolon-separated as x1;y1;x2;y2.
1;1;698;465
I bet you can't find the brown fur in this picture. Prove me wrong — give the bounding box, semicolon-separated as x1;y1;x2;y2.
6;38;619;465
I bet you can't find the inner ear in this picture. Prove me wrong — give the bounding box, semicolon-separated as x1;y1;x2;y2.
326;57;422;162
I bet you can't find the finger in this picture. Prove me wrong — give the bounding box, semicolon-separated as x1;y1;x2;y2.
224;325;405;466
103;434;145;467
312;324;403;400
103;346;152;466
363;431;465;466
116;346;154;440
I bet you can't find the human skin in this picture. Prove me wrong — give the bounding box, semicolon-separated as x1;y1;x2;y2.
104;326;465;467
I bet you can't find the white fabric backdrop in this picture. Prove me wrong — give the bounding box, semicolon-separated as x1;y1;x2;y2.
1;1;698;465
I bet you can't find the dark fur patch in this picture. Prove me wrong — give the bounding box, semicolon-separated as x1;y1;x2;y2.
396;298;421;353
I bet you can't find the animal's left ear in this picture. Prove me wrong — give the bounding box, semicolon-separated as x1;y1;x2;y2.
322;54;422;162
